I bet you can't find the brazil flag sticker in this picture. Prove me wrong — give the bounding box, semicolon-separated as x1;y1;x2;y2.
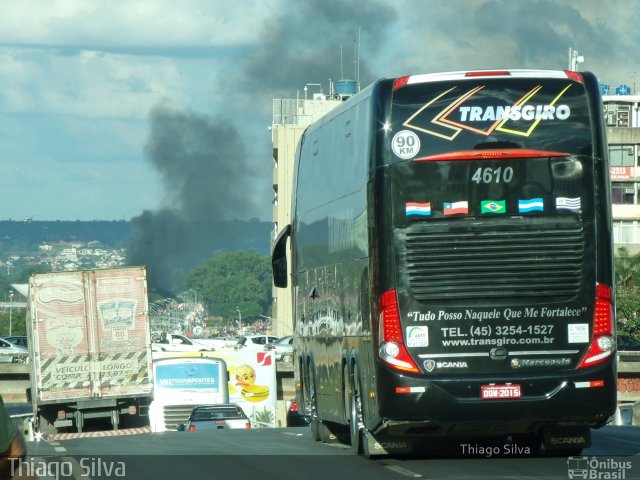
481;200;506;214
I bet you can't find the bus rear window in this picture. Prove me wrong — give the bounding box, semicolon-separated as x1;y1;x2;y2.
389;78;593;162
392;155;592;224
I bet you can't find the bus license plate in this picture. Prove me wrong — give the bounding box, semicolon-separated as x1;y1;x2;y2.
481;384;521;399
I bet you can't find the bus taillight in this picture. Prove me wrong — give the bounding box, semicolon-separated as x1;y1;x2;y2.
392;76;410;91
378;289;420;373
464;70;510;77
578;283;615;369
564;70;584;83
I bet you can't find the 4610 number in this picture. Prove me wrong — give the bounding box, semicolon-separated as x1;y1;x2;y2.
471;166;514;184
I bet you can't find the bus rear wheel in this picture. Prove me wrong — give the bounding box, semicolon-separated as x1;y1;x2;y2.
349;366;364;454
305;367;320;441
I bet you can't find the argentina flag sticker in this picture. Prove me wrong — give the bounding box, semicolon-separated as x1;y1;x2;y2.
518;198;544;213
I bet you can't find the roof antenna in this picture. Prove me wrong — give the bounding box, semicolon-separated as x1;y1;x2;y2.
356;26;361;91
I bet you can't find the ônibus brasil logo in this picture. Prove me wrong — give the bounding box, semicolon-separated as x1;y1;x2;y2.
567;456;632;479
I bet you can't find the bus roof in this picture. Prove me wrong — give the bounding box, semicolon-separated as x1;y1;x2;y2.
402;69;582;86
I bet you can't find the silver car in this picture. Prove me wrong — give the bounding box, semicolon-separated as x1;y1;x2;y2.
264;335;293;361
3;336;27;348
0;337;29;363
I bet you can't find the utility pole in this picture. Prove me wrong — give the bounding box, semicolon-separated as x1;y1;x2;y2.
568;47;584;71
8;290;13;337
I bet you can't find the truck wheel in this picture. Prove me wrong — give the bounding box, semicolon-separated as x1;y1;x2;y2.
76;411;84;434
111;409;120;430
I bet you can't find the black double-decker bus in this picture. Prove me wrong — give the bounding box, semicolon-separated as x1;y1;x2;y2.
272;69;615;456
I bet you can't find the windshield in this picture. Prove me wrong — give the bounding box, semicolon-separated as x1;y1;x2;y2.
393;155;592;226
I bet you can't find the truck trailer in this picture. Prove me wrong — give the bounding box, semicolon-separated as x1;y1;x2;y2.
27;267;153;434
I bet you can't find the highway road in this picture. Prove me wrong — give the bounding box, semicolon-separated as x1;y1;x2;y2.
11;424;640;480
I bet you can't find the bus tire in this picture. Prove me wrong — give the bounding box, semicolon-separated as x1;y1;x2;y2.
349;366;364;454
306;366;320;441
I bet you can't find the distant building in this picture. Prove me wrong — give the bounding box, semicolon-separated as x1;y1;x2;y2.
603;89;640;253
270;82;348;336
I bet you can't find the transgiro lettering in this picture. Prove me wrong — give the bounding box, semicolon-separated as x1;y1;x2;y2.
458;105;571;122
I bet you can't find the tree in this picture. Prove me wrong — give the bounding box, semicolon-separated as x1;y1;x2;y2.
615;246;640;287
617;287;640;337
615;247;640;336
0;309;27;337
185;251;271;321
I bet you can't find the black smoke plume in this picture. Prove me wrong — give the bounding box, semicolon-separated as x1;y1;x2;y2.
127;0;399;294
126;104;267;294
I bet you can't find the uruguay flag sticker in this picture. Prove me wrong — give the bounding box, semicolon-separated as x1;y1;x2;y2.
556;197;581;212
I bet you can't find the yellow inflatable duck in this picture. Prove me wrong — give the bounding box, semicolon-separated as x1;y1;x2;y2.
235;364;270;403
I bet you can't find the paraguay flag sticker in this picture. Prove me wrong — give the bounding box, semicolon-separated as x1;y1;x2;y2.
518;198;544;213
406;202;431;217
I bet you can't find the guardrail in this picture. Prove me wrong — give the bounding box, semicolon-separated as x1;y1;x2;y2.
0;362;30;403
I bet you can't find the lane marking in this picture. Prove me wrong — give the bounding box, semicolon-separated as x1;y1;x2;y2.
384;465;422;478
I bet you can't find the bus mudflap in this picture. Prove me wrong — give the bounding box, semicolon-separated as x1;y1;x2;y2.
543;426;591;452
362;429;413;456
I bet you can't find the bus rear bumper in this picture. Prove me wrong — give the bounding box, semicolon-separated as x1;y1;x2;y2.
373;361;616;437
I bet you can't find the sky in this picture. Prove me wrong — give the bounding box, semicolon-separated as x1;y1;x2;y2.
0;0;638;223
